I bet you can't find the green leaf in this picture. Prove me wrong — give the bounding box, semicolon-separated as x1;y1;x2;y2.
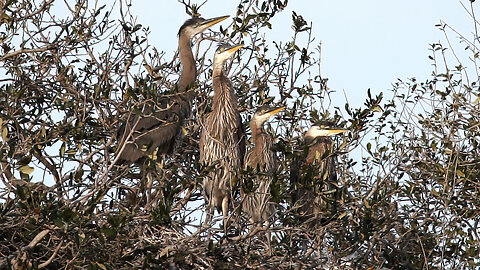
60;143;66;156
19;165;34;175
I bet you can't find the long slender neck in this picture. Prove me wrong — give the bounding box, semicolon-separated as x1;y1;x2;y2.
251;121;272;151
250;120;274;169
212;62;231;104
250;121;265;142
305;136;333;164
177;33;196;92
213;60;225;77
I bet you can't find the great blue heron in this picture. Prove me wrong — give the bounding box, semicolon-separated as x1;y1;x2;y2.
117;15;229;163
290;121;348;224
242;105;284;225
199;43;245;228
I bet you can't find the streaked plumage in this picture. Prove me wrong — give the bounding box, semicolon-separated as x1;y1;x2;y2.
242;106;284;224
290;122;348;223
200;44;245;224
117;16;229;163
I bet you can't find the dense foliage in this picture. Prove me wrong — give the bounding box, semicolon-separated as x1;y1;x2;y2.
0;0;478;269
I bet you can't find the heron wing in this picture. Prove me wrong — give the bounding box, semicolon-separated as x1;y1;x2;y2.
117;94;191;162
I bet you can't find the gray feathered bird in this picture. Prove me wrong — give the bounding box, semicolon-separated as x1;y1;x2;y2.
117;16;229;163
199;43;245;227
242;105;284;224
290;122;348;223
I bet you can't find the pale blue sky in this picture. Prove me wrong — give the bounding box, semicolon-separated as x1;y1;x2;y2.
3;0;477;186
130;0;478;108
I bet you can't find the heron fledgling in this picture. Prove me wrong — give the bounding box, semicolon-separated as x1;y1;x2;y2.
290;122;348;223
117;16;229;163
200;44;245;227
242;106;284;224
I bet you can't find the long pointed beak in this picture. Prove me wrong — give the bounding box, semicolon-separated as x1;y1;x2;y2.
226;43;244;54
200;15;229;29
325;129;348;136
266;106;285;117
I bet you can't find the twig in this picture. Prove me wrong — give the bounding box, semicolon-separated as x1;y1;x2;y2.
0;46;53;61
38;242;63;269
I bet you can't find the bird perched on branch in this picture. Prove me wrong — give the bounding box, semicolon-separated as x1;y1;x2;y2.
117;15;229;163
290;121;348;224
242;105;284;225
199;43;245;228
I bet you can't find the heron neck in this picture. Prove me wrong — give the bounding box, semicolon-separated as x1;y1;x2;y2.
212;65;232;102
305;136;333;164
251;122;271;148
213;62;226;77
250;121;264;139
211;65;240;126
250;122;274;168
177;33;196;92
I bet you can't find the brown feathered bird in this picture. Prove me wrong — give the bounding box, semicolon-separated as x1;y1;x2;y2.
117;16;229;163
290;121;348;224
199;43;245;227
242;105;284;225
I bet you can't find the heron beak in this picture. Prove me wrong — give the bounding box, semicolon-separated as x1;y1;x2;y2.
325;129;348;136
266;106;285;117
226;43;244;54
200;15;230;29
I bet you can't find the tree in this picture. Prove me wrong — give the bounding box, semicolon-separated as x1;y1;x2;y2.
0;0;478;269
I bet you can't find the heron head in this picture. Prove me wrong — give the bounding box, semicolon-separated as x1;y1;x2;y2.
178;15;229;38
214;43;244;65
251;105;285;126
305;121;348;139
